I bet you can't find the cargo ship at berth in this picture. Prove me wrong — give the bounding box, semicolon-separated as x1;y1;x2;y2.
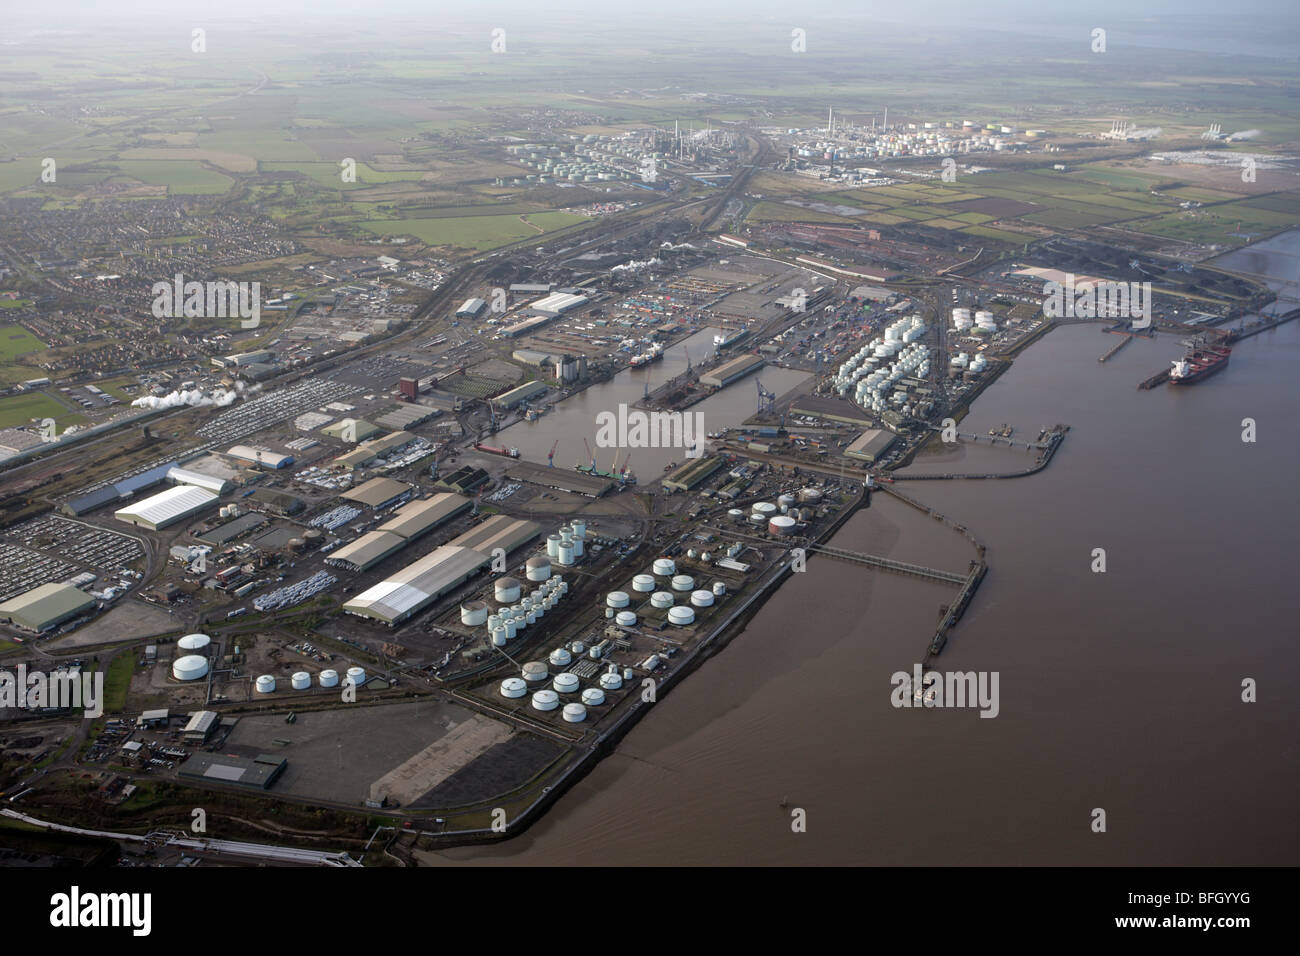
628;344;664;368
1169;344;1231;385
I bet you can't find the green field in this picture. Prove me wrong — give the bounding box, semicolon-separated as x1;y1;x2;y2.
0;325;45;361
111;160;233;194
0;392;86;430
358;211;588;250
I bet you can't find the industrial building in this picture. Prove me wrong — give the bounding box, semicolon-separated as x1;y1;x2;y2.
327;531;408;572
343;516;540;626
343;544;493;625
456;297;487;318
375;403;438;431
376;493;471;540
214;350;274;368
664;455;727;492
491;380;548;410
845;428;898;463
700;354;764;388
225;445;294;469
530;291;588;315
166;466;231;495
178;753;286;790
333;430;416;470
0;582;97;633
321;418;381;443
342;477;413;510
434;465;490;495
182;710;220;743
114;485;219;531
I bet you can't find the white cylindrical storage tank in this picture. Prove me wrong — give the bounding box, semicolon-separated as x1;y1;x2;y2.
769;515;797;536
557;543;574;566
652;557;676;577
581;687;605;706
526;609;537;626
172;655;208;682
748;513;766;526
650;591;674;609
632;573;656;592
553;672;579;694
605;590;630;608
525;556;552;581
178;633;211;652
727;509;745;522
319;669;339;688
507;618;520;639
753;501;777;516
345;666;366;687
668;605;696;626
799;487;823;503
291;671;311;691
531;690;560;711
571;519;586;540
562;703;586;723
690;589;715;607
570;641;586;655
546;534;561;558
572;536;584;558
671;574;695;592
599;671;623;690
615;610;637;627
622;667;635;681
500;677;528;699
494;577;521;603
549;647;572;667
588;644;603;660
686;548;697;560
777;494;796;509
255;674;276;694
460;601;489;626
712;581;726;596
522;661;549;683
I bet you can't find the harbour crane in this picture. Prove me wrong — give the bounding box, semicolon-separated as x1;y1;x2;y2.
756;379;776;416
582;437;596;470
547;440;558;467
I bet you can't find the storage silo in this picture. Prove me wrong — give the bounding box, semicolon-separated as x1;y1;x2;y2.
178;633;211;653
712;581;726;596
753;501;778;517
255;675;276;694
652;557;676;576
671;574;695;592
690;589;715;607
525;556;552;582
632;573;656;592
522;661;549;682
291;671;311;691
460;601;489;626
531;690;560;711
650;591;674;609
562;703;587;723
667;606;696;626
598;670;623;690
727;508;745;522
769;515;797;536
172;655;208;682
345;666;366;687
581;687;605;706
500;677;528;699
571;519;587;541
553;672;579;694
546;534;561;558
615;610;637;627
319;669;339;688
557;542;574;566
494;577;521;603
549;647;573;667
605;590;630;608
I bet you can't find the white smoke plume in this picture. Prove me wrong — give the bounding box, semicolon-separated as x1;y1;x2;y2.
1227;129;1261;141
131;384;242;410
612;257;663;274
660;241;697;251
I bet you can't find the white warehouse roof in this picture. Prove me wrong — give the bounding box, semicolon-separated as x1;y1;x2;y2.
115;485;219;530
530;292;588;315
167;466;231;495
226;445;293;468
343;545;489;625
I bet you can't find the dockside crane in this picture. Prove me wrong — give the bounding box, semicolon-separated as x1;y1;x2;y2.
756;379;776;415
547;440;559;467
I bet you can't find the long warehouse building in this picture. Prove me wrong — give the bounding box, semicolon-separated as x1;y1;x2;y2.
115;485;219;531
342;515;540;625
0;582;97;633
699;354;764;388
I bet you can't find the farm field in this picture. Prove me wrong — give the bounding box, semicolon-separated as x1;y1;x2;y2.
0;325;45;361
0;392;86;431
357;210;588;250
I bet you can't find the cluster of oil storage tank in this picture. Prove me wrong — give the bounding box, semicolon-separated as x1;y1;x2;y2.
253;666;364;693
484;574;569;647
545;519;587;567
949;352;989;373
505;650;633;721
834;316;930;414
